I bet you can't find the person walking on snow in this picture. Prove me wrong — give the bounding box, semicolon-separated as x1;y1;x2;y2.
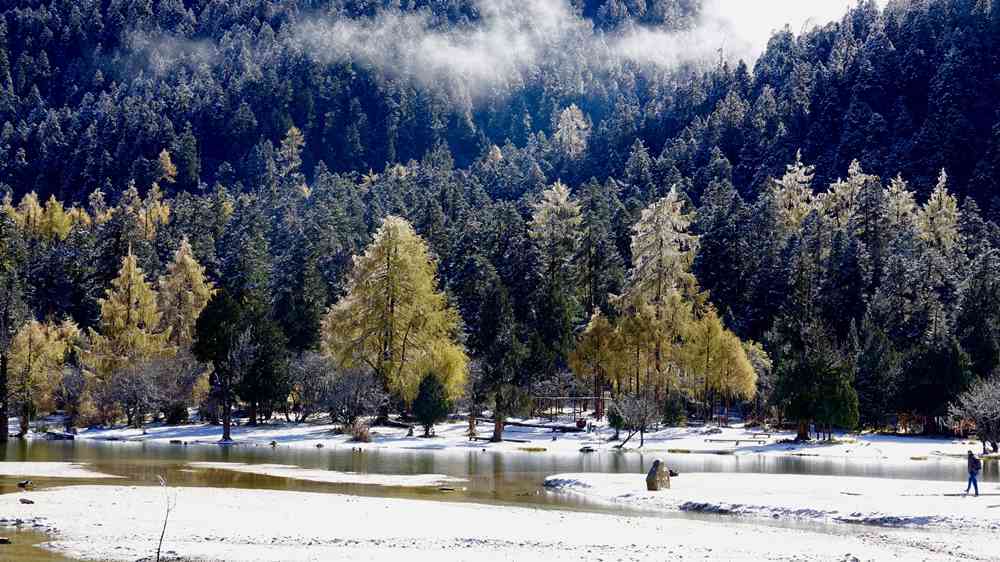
966;450;981;497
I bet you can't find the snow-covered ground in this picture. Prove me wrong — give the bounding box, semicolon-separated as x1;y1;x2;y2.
72;417;991;464
188;462;466;487
544;471;1000;531
2;484;994;562
0;462;120;479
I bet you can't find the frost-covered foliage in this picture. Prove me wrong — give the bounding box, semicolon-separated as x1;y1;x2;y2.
611;391;659;448
950;376;1000;454
324;368;387;426
285;352;334;423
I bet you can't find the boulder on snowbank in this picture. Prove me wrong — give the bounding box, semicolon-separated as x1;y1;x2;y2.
646;459;670;491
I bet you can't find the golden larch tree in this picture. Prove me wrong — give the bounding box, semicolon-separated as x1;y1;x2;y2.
159;238;216;348
9;319;79;435
84;250;172;423
321;216;467;404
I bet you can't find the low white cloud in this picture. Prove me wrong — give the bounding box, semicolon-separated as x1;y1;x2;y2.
292;0;886;97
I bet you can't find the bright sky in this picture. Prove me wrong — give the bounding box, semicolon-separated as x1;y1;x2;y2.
708;0;891;56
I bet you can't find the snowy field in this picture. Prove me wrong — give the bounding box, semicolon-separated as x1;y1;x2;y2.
544;472;1000;531
73;417;992;464
2;484;995;562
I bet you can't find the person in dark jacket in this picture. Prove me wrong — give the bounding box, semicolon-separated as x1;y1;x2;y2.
966;450;981;497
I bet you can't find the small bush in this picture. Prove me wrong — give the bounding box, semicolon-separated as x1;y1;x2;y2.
607;408;624;440
412;372;451;437
348;420;371;443
163;402;189;425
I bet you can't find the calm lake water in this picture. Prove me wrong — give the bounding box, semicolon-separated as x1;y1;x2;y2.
1;437;994;560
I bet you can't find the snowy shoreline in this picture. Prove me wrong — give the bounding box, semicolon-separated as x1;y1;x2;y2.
543;471;1000;532
2;484;996;561
67;417;993;465
0;462;121;480
188;461;467;487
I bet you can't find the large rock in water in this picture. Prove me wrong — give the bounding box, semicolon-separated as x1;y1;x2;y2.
646;458;671;491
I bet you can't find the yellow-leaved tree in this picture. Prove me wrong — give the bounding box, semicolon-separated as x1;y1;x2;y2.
84;250;172;425
321;216;467;405
622;188;699;396
568;310;617;417
684;307;756;425
155;238;216;422
9;319;80;435
159;238;216;348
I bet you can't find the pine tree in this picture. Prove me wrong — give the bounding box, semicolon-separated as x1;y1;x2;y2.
412;372;451;437
215;195;289;425
172;123;200;190
693;180;747;328
769;151;816;236
770;315;854;440
884;175;917;232
716;330;757;422
477;283;527;442
529;181;584;375
159;238;215;348
553;104;590;160
956;250;1000;378
193;289;244;440
623;139;656;204
850;313;900;429
322;216;467;405
42;195;73;241
0;210;28;442
576;179;625;315
530;181;582;288
917;170;961;254
818;160;864;231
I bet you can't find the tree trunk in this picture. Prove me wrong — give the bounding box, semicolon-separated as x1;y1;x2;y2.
0;353;7;444
222;400;232;442
594;373;603;420
491;392;504;442
796;420;809;441
248;402;258;426
618;429;637;448
221;376;232;442
20;400;30;436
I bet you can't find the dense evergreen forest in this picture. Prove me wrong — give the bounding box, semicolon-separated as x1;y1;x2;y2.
1;0;999;446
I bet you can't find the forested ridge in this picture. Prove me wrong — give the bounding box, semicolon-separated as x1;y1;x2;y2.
1;0;999;444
